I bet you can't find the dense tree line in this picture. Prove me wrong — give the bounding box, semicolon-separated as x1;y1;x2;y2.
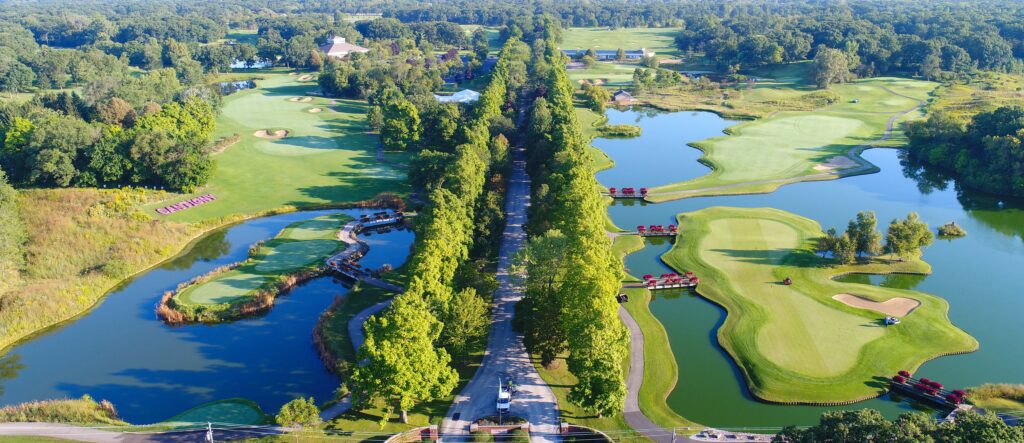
773;408;1022;443
516;36;629;417
906;106;1024;198
0;92;217;192
816;211;932;263
349;38;529;423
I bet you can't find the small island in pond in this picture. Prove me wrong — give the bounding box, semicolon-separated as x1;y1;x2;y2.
938;221;967;237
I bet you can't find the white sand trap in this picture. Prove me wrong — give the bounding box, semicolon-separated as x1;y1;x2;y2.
288;97;313;103
289;72;298;76
308;107;322;113
814;155;858;171
298;74;314;81
833;293;920;317
253;129;289;140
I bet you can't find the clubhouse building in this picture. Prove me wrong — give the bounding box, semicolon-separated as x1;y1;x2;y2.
560;48;654;61
320;36;370;59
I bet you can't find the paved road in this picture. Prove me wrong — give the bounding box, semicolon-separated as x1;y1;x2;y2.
441;147;561;442
644;89;927;202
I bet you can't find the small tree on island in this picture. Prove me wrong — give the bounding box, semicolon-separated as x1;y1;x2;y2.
885;212;934;260
276;397;321;428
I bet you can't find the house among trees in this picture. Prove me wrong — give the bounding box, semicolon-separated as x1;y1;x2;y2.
320;36;369;59
612;89;634;104
434;89;480;103
560;48;654;61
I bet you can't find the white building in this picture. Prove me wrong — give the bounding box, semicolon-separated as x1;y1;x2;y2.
320;36;369;59
434;89;480;104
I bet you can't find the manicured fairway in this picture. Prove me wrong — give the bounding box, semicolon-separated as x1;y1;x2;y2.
647;78;937;201
561;27;681;56
167;398;268;425
175;213;349;306
567;63;647;87
661;207;977;403
149;72;408;222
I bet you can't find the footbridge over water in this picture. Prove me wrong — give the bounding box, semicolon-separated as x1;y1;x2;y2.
326;212;406;293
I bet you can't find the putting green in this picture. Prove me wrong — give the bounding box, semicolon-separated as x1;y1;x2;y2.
254;239;338;272
168;398;268;425
148;72;409;222
175;214;349;306
647;78;938;202
661;207;977;403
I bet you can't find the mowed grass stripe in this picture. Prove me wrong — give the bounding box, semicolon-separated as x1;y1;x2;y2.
662;207;977;403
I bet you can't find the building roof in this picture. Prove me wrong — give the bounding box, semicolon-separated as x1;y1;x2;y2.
434;89;481;104
320;36;369;58
612;89;633;99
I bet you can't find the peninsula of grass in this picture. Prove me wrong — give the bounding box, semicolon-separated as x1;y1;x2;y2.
645;77;937;202
660;207;977;404
165;398;271;425
596;124;642;138
147;72;409;222
160;213;352;323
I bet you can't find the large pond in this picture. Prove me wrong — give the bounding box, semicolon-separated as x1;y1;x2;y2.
596;108;1024;428
0;210;414;424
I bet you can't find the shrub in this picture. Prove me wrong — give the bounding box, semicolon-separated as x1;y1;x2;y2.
503;428;529;443
938;222;967;237
275;397;321;428
967;384;1024;402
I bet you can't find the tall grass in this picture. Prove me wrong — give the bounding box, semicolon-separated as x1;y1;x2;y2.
0;396;127;425
0;188;201;351
968;384;1024;402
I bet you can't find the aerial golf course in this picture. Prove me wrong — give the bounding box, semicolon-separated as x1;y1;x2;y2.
660;207;978;404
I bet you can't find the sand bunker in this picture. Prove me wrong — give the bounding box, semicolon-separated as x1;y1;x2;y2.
253;129;289;140
814;155;858;171
288;97;313;103
833;293;920;317
308;108;322;113
289;72;298;76
298;74;314;81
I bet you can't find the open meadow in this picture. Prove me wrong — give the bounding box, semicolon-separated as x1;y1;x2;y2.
646;77;937;202
560;27;681;56
660;207;977;404
148;72;409;222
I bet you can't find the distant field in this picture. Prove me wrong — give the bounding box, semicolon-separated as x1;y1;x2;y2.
662;207;977;403
647;77;938;201
223;29;258;45
561;27;681;56
567;62;645;87
459;24;503;53
147;72;409;222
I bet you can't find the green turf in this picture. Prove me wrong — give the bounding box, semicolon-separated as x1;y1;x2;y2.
567;63;647;87
647;77;937;201
0;437;75;443
561;27;681;56
147;72;409;222
175;213;349;306
660;207;977;403
167;398;269;425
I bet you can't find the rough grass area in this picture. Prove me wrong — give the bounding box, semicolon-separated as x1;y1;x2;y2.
647;77;937;201
174;213;349;306
148;72;409;222
0;396;127;425
929;72;1024;119
967;384;1024;417
166;398;270;425
0;437;76;443
561;27;681;56
0;188;202;352
661;207;977;404
533;353;633;432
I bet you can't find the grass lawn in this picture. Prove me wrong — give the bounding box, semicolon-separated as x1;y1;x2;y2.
561;27;681;57
660;207;977;403
646;77;937;202
166;398;271;425
175;213;350;306
0;437;75;443
148;72;409;222
567;63;646;87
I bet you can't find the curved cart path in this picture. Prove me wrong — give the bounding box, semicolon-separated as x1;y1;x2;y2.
644;89;926;202
441;147;561;442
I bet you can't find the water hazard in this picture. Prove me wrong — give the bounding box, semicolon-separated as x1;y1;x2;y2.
597;107;1024;428
0;209;414;424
